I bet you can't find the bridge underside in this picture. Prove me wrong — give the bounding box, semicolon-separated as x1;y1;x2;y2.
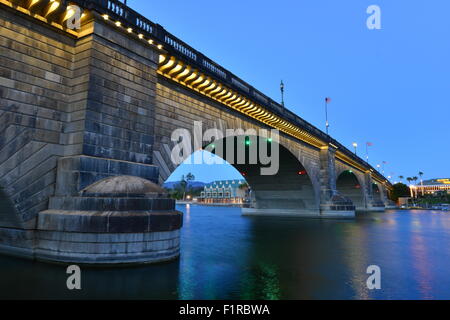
204;136;322;217
336;171;366;211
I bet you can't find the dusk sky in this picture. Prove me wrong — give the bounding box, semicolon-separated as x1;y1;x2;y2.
129;0;450;183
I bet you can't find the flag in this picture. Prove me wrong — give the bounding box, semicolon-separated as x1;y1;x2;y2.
366;142;373;147
325;97;331;104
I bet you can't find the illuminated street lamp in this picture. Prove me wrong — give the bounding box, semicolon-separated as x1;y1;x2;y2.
325;97;331;135
352;142;358;155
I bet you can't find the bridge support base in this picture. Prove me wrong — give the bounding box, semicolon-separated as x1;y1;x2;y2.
356;203;390;212
360;207;386;212
0;157;184;266
242;208;320;218
242;208;355;219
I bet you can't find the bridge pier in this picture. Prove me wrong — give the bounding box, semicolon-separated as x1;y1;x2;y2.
318;147;356;218
0;6;183;265
363;172;387;212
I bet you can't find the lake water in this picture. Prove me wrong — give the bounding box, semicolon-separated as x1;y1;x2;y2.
0;206;449;300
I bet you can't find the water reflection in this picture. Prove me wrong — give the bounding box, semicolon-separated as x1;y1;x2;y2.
0;207;449;299
410;211;434;299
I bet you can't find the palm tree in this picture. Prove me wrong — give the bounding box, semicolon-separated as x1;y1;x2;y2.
406;177;413;199
179;175;187;200
399;175;404;183
186;173;195;184
183;173;195;200
418;172;424;196
412;176;418;199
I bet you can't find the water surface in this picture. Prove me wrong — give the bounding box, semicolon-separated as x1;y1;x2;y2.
0;206;449;300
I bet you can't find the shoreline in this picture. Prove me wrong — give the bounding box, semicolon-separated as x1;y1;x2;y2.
176;201;245;208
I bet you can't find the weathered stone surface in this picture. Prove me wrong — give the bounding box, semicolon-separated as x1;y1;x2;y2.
81;175;165;195
38;210;182;233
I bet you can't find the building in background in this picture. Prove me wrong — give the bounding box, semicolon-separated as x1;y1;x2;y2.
200;180;250;204
413;178;450;196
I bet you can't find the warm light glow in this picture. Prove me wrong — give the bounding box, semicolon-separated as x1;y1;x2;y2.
115;21;121;27
157;44;163;49
29;0;40;8
138;34;144;39
177;68;190;78
47;0;60;14
437;179;450;185
185;72;197;82
329;143;339;149
102;14;109;20
127;27;133;33
169;64;183;75
148;39;154;44
63;8;76;21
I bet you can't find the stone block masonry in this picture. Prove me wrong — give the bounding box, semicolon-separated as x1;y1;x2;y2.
0;4;182;265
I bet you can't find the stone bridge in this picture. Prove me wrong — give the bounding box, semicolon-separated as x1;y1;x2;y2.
0;0;392;264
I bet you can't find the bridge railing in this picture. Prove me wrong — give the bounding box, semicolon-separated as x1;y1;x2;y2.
75;0;388;184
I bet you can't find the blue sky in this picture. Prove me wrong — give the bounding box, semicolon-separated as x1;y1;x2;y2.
128;0;450;183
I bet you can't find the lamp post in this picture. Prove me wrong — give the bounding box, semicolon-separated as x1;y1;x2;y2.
325;97;331;135
352;142;358;155
280;81;285;107
382;161;387;175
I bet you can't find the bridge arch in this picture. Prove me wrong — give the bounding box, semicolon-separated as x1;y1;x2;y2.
372;182;383;202
336;170;366;211
167;134;320;213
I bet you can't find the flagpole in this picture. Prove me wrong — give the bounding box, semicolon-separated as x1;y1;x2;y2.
325;98;329;135
366;143;369;163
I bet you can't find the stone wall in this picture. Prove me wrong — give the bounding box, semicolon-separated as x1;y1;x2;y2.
0;7;75;228
0;6;183;264
0;7;162;228
79;21;158;165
